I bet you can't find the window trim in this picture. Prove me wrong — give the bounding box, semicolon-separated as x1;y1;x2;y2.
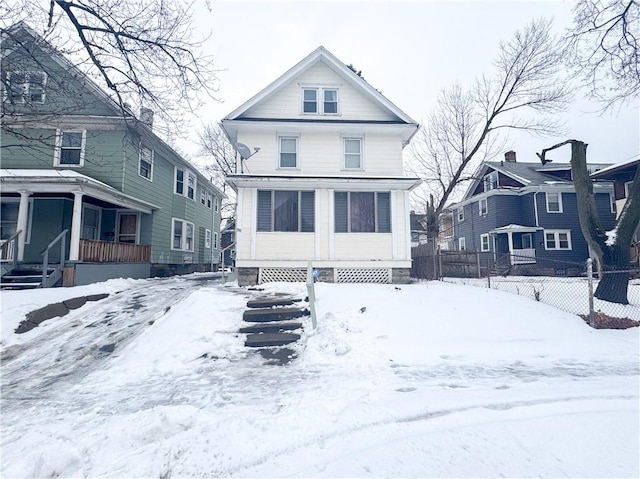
205;228;211;248
479;197;488;216
138;144;154;181
278;136;299;169
54;129;87;167
174;167;196;200
81;204;102;241
300;86;340;115
624;181;633;199
302;87;318;114
4;71;47;104
544;229;572;250
484;171;499;191
343;137;363;170
457;207;464;222
480;233;490;252
171;218;195;252
334;191;391;234
207;192;213;209
323;88;339;115
257;189;315;233
458;237;466;251
214;231;219;249
545;191;563;213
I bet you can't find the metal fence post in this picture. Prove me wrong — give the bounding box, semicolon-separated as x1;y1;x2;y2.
306;261;317;329
586;258;595;327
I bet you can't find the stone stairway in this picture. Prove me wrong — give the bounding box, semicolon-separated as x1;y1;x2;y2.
240;293;309;364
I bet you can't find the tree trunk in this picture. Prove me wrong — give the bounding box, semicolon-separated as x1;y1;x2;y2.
595;243;630;304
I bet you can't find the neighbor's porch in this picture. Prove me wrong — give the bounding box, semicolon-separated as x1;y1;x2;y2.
491;225;541;266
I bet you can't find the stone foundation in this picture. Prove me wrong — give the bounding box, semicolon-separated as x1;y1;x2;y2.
391;268;412;284
237;267;259;286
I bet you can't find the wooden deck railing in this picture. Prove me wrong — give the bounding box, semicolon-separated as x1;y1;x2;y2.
79;239;151;263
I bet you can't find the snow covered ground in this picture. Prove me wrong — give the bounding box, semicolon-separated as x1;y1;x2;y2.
1;274;638;478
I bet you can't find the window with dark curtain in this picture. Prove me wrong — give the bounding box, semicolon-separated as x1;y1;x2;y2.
300;191;315;232
376;192;391;232
350;192;375;232
334;192;348;232
257;190;272;231
274;191;298;232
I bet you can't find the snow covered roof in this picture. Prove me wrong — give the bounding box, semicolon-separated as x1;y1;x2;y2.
591;158;640;178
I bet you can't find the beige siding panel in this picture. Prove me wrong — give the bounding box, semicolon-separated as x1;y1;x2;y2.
334;234;393;260
255;233;315;260
236;188;254;261
237;131;404;176
244;61;397;121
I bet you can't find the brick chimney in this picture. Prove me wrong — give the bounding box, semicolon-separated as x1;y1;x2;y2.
504;150;516;163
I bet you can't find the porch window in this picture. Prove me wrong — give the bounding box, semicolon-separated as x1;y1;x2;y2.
205;229;211;248
81;206;101;240
479;198;488;216
0;200;33;246
522;233;533;249
172;218;195;251
544;230;571;250
480;233;490;252
4;71;47;103
54;130;86;166
139;145;153;180
279;137;298;168
458;237;466;251
257;190;315;232
545;192;563;213
344;138;362;169
334;191;391;233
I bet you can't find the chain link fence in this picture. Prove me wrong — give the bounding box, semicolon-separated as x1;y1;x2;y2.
414;249;640;327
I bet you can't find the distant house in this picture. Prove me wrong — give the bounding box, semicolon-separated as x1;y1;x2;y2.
591;158;639;265
410;212;429;247
221;46;420;285
220;220;235;268
453;150;616;275
0;24;224;287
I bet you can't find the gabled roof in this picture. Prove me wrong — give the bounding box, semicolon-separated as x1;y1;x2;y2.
591;157;640;179
223;46;418;127
463;160;613;201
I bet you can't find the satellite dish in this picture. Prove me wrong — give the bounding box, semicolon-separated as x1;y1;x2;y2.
236;143;252;160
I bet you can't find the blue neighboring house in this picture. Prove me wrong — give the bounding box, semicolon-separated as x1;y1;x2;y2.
452;151;616;275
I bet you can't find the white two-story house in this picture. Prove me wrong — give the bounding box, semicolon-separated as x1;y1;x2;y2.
222;47;420;285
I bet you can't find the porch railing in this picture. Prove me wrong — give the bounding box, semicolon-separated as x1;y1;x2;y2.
1;229;22;276
79;239;151;263
42;229;68;288
511;248;536;265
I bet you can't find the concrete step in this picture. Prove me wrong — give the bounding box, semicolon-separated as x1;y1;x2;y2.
1;282;41;290
2;274;42;283
239;321;302;334
243;307;309;323
246;296;304;309
245;332;301;348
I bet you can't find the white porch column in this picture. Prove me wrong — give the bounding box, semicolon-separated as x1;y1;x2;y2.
16;190;31;261
69;192;84;261
507;232;514;266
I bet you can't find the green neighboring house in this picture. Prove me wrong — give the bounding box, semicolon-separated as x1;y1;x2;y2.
1;23;224;287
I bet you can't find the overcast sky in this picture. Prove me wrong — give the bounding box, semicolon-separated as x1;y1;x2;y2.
182;0;639;166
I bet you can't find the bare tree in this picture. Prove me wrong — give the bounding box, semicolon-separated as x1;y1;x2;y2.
197;122;237;225
1;0;218;128
566;0;640;107
409;19;572;233
538;140;640;304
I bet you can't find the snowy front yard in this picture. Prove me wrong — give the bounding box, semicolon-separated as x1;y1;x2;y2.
1;275;638;478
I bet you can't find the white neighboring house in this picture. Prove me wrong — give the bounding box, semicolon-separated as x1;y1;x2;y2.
222;47;420;285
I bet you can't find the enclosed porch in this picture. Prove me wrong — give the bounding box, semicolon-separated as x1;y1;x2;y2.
491;225;541;266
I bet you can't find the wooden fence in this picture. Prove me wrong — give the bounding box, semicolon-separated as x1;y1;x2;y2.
79;239;151;263
411;242;480;279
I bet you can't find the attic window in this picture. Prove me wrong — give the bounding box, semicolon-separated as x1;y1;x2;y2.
4;71;47;104
301;87;339;115
484;171;499;191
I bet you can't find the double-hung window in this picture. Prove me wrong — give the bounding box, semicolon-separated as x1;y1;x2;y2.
54;130;86;166
301;87;339;115
175;167;196;200
4;71;47;103
484;171;498;191
544;230;571;250
172;218;194;251
207;192;213;209
257;190;315;232
546;192;562;213
139;145;153;180
205;229;212;248
302;88;318;113
457;207;464;222
458;237;466;251
323;89;338;114
480;233;490;252
279;137;298;168
344;138;362;169
479;197;488;216
334;191;391;233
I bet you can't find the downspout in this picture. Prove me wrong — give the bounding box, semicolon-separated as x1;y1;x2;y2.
533;190;541;227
